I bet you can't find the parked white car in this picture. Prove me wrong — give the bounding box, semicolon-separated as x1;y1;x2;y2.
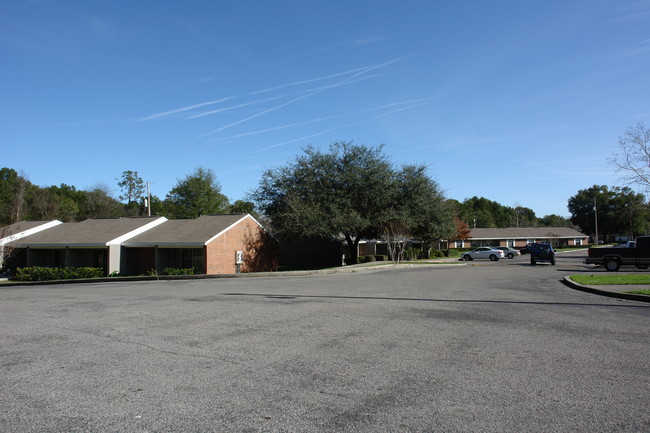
460;247;505;261
495;246;521;259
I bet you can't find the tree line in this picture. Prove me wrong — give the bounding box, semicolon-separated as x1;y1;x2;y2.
2;121;649;253
0;167;254;225
450;196;569;229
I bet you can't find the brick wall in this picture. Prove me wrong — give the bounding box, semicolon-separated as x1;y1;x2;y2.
205;217;278;274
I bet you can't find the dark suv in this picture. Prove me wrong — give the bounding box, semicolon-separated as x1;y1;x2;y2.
529;243;556;266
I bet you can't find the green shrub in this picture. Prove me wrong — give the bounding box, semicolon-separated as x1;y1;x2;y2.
160;267;194;275
374;255;388;261
404;248;422;261
13;266;104;281
431;249;444;258
446;249;460;258
357;255;377;263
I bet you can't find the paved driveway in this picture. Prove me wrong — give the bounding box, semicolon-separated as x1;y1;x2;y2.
1;251;648;432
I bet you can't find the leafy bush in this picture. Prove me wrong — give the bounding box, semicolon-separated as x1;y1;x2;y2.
430;249;445;258
13;266;104;281
358;255;376;263
374;255;388;261
404;248;422;261
160;267;194;275
446;249;460;258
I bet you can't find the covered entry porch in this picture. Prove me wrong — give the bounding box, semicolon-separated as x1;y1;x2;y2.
122;246;206;276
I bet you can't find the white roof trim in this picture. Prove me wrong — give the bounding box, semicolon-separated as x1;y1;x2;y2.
0;220;63;246
107;217;168;246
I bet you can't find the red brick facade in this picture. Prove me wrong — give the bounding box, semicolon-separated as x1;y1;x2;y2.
205;217;278;274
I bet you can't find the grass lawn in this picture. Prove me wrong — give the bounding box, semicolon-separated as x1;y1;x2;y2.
625;289;650;295
570;274;650;285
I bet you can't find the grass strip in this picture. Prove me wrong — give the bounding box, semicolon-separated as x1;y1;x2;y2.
570;274;650;285
624;289;650;295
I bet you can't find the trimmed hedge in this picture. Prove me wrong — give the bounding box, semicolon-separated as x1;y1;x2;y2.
13;266;104;281
160;267;194;275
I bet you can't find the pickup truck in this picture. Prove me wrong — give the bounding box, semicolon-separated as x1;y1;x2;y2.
584;236;650;271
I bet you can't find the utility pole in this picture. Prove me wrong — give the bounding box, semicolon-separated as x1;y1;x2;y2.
594;198;599;244
146;181;152;216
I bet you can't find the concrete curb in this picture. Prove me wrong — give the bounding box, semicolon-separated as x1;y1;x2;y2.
562;276;650;303
0;261;465;288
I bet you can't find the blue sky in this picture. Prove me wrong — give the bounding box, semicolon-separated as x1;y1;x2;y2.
2;0;649;218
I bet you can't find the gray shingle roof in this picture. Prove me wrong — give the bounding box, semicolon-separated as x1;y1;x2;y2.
468;227;588;239
9;217;165;247
123;214;249;246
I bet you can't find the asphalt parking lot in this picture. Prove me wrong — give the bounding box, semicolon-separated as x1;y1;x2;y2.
1;251;649;432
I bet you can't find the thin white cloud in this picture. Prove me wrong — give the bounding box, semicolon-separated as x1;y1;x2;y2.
609;8;650;22
255;129;338;153
198;55;415;137
245;64;386;96
252;98;428;153
373;102;430;118
352;36;392;46
309;36;392;54
202;97;435;144
188;73;392;121
139;96;235;121
204;115;342;144
621;38;650;58
140;57;412;122
186;93;296;120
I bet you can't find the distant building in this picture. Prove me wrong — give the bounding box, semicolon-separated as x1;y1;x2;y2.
450;227;589;248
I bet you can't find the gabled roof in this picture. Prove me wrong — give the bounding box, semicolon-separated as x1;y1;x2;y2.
123;214;254;247
468;227;588;240
0;220;63;245
8;217;167;247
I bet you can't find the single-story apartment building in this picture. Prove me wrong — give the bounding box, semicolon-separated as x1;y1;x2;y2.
121;214;277;275
3;214;277;276
450;227;590;248
351;227;590;258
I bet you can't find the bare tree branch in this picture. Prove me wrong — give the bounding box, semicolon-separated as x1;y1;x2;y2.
610;122;650;190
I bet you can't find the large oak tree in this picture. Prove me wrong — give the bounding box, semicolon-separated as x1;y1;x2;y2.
252;142;452;264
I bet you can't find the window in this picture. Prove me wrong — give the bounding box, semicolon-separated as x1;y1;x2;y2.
454;240;464;248
574;238;582;246
507;239;515;247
